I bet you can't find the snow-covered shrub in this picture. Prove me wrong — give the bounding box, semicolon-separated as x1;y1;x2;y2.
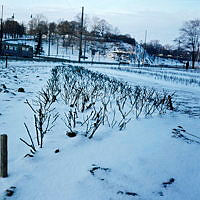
61;65;173;138
20;67;60;155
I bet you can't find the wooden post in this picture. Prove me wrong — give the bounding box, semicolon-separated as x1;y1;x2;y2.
5;56;8;68
0;134;8;177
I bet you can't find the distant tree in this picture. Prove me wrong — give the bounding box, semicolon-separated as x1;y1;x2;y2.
19;23;26;37
49;22;57;35
4;20;25;38
28;15;48;56
176;19;200;68
91;17;112;37
113;27;120;35
99;19;113;37
57;20;71;35
34;31;43;55
91;17;100;36
75;13;90;33
145;40;163;56
106;34;135;45
57;20;72;46
47;22;57;55
144;40;190;61
69;21;81;35
28;14;48;36
37;21;48;35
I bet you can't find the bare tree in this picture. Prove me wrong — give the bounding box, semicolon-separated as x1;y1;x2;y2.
176;19;200;69
113;26;120;35
75;13;90;32
91;17;112;37
28;14;48;36
49;22;57;35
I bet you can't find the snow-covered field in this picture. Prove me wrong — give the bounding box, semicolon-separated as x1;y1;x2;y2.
0;60;200;200
5;38;186;66
5;39;117;63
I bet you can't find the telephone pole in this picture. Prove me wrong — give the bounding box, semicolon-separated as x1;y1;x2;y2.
142;30;147;64
78;6;84;63
0;5;4;56
48;31;51;56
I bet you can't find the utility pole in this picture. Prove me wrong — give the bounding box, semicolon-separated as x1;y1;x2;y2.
56;37;59;56
48;31;51;56
142;30;147;64
0;5;4;57
176;40;181;62
83;38;86;60
78;6;84;63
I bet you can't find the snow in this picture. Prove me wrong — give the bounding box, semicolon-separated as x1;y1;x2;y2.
0;59;200;200
5;38;185;66
89;65;200;117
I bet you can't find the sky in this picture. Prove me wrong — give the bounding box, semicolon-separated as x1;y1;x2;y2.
1;0;200;45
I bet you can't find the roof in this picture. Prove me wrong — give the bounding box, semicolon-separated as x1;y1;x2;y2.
2;41;33;48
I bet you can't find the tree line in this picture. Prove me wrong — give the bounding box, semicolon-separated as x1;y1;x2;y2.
2;19;25;38
28;14;135;44
0;13;199;67
0;14;136;56
143;19;200;68
143;40;190;62
0;14;135;44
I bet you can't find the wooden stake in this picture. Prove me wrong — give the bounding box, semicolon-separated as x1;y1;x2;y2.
5;56;8;68
0;134;8;178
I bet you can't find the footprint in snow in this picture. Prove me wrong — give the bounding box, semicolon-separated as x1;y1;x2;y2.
153;178;175;197
89;164;140;198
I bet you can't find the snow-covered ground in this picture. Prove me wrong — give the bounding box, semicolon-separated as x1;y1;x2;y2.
89;65;200;117
0;60;200;200
5;38;117;63
5;38;185;66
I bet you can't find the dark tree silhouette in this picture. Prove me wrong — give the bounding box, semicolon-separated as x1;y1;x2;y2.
4;20;25;38
34;31;43;56
176;19;200;69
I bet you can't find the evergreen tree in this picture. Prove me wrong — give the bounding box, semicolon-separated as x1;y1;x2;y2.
34;31;43;56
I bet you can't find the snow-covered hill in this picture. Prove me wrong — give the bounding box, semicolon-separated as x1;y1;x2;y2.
5;38;184;67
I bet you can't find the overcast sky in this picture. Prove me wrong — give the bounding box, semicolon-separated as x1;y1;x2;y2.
1;0;200;45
